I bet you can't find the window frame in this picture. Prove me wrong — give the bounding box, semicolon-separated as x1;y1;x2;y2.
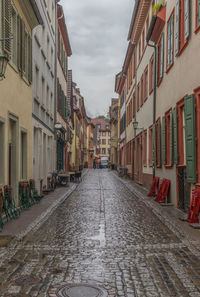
195;0;200;33
166;9;175;73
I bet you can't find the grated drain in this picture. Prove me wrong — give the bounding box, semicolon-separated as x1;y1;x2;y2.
48;283;108;297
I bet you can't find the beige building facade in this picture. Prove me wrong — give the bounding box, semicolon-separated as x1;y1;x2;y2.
0;0;42;203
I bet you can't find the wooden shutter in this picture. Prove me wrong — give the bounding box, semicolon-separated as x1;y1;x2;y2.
184;94;196;183
21;20;25;75
158;120;162;166
170;15;174;65
155;46;158;85
175;0;180;56
2;0;11;55
153;124;157;167
184;0;190;41
167;21;171;67
160;34;164;78
198;0;200;27
162;116;166;165
173;106;178;164
17;15;22;71
170;110;173;165
28;35;32;83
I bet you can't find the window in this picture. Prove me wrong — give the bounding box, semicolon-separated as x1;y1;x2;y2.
133;92;136;118
11;6;17;66
165;110;173;166
175;0;190;55
102;131;106;136
108;139;111;145
167;11;174;70
140;74;144;107
149;55;154;94
108;132;111;136
102;139;106;145
144;66;148;101
196;0;200;32
102;148;106;155
42;76;45;103
35;67;39;98
139;40;141;61
137;82;140;111
46;85;49;110
143;130;147;166
157;33;164;84
142;30;145;52
20;131;27;179
0;121;5;186
0;0;12;56
146;15;149;36
156;119;161;167
177;100;186;165
149;126;153;166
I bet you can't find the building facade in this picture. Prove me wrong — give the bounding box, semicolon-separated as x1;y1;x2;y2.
87;119;95;168
32;0;56;193
56;3;72;172
91;118;111;160
109;98;120;169
0;0;42;203
116;0;200;213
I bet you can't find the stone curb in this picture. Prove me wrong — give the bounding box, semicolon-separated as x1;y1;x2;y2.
112;172;200;257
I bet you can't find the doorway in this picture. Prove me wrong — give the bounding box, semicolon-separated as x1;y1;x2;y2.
177;167;190;213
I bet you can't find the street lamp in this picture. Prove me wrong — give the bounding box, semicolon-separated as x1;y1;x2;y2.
0;54;8;79
132;119;144;131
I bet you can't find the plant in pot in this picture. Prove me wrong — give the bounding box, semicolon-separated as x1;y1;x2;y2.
152;1;166;15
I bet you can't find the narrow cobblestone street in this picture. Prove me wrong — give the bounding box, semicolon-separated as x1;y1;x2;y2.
0;170;200;297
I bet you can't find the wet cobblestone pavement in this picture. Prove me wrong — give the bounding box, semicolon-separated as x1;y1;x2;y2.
0;169;200;297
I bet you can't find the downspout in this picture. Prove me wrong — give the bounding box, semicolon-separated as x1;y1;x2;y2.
54;1;58;170
147;41;157;179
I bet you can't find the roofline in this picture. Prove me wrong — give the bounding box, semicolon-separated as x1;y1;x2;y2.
127;0;140;41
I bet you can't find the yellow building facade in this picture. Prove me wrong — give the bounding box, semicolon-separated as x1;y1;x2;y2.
0;0;42;203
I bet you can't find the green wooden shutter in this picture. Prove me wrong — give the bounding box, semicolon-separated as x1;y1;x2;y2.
167;21;171;67
2;0;11;55
173;106;178;164
175;0;180;56
17;15;21;71
28;35;32;83
162;116;166;165
160;34;164;78
184;0;190;41
170;15;174;65
184;94;196;183
170;110;173;165
198;0;200;27
21;20;25;75
153;124;157;167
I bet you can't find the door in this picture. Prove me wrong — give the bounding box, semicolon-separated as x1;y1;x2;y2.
177;167;190;213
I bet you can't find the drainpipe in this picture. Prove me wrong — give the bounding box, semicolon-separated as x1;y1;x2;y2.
54;0;58;171
147;41;157;179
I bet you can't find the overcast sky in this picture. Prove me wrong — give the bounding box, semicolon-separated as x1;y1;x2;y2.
60;0;135;118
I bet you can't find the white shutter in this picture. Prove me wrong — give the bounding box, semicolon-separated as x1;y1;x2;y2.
175;0;180;56
184;0;190;41
160;34;164;78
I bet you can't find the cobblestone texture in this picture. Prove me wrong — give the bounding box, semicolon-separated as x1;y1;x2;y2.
0;169;200;296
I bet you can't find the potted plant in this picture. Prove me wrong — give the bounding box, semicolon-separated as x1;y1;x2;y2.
152;1;166;15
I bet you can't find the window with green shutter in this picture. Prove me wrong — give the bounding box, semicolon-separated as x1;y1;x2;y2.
175;0;180;56
167;12;174;68
184;94;196;183
162;116;166;166
197;0;200;28
11;5;17;66
184;0;190;41
173;106;178;164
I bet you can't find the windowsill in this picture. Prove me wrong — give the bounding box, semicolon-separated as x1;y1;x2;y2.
177;164;186;168
195;25;200;34
176;40;189;57
149;88;153;95
166;62;174;74
165;164;173;168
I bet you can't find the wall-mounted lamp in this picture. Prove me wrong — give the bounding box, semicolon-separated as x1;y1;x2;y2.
132;119;144;131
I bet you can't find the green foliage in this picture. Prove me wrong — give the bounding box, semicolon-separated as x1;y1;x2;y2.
152;1;165;15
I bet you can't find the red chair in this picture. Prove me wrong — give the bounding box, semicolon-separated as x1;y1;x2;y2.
148;177;160;197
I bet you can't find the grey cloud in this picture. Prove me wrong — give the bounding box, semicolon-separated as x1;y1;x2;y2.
60;0;134;116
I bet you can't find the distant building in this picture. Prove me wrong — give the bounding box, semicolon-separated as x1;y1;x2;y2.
109;98;120;169
91;118;111;160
